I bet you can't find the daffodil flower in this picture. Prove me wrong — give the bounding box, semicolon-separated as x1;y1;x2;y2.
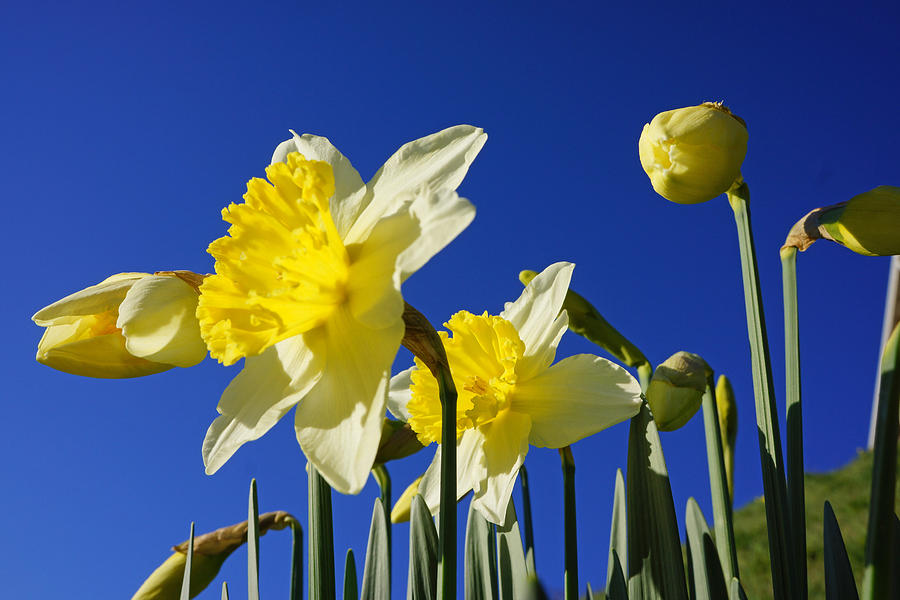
388;262;643;523
197;125;486;494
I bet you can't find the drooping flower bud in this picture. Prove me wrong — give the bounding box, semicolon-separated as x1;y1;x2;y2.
132;512;296;600
783;186;900;256
374;418;425;464
390;476;423;523
639;102;748;204
32;271;208;378
715;374;738;501
646;351;711;431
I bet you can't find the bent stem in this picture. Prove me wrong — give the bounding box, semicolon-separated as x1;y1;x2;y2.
560;446;578;600
727;181;797;599
701;376;739;583
781;245;807;598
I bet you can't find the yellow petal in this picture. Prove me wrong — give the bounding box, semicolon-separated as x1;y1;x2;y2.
36;330;171;378
513;354;642;448
117;275;207;368
294;305;404;494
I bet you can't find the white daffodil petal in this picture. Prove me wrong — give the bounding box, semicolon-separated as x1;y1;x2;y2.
418;428;486;515
397;188;476;282
203;335;324;475
271;132;368;239
472;410;532;525
387;366;415;421
294;306;404;494
512;354;643;449
346;210;419;329
500;261;573;366
344;125;486;245
116;276;207;367
516;311;568;383
32;273;147;324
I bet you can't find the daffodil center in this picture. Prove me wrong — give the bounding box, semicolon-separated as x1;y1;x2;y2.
406;311;524;445
197;152;349;366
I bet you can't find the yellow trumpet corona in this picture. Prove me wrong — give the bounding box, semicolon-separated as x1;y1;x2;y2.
33;271;208;378
639;103;748;204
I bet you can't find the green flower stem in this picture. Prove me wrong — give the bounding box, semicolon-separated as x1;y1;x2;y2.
248;479;260;600
371;463;392;597
519;463;536;576
727;182;797;600
436;363;458;600
290;521;303;600
309;462;336;600
560;446;578;600
862;322;900;600
701;376;739;583
781;245;807;598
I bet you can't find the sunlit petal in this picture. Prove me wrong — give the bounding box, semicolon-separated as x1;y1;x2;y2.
387;367;415;422
471;410;532;525
417;428;486;514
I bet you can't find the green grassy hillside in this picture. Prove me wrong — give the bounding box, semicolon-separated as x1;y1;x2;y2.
732;449;900;598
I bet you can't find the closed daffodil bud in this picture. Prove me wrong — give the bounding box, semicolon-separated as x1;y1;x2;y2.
783;186;900;256
33;271;208;378
646;351;710;431
132;512;295;600
391;476;423;523
374;418;425;464
639;102;748;204
715;374;738;501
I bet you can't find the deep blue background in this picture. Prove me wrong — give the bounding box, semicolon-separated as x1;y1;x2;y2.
3;1;898;597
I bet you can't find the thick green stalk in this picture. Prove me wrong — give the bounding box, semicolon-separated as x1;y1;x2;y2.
290;521;304;600
436;363;458;600
560;447;578;600
248;479;260;600
309;462;336;600
727;182;796;599
781;245;807;599
862;322;900;600
371;463;392;597
701;378;739;582
519;464;536;576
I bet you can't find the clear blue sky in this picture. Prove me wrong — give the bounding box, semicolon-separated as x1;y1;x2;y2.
3;1;898;597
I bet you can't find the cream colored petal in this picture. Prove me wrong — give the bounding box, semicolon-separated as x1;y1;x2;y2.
344;125;486;245
203;334;324;475
396;188;476;282
32;273;147;325
499;262;573;376
387;366;415;422
294;306;404;494
36;330;172;378
511;354;642;449
345;210;419;329
271;132;368;239
417;428;486;515
116;275;207;368
471;410;532;524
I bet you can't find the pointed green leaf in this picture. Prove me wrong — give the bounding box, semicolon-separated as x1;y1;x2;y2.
371;463;392;597
248;479;260;600
626;402;688;599
608;469;627;591
523;576;551;600
221;581;229;600
361;498;389;600
496;499;528;600
464;501;497;600
180;523;195;600
685;498;727;600
519;464;536;576
408;494;438;600
862;322;900;600
586;582;594;600
309;462;336;600
729;577;747;600
344;549;358;600
823;502;859;600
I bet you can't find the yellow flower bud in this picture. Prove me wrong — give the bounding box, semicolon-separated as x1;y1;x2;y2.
783;186;900;256
132;511;295;600
646;351;710;431
715;374;737;501
639;102;748;204
390;475;423;523
33;271;208;378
